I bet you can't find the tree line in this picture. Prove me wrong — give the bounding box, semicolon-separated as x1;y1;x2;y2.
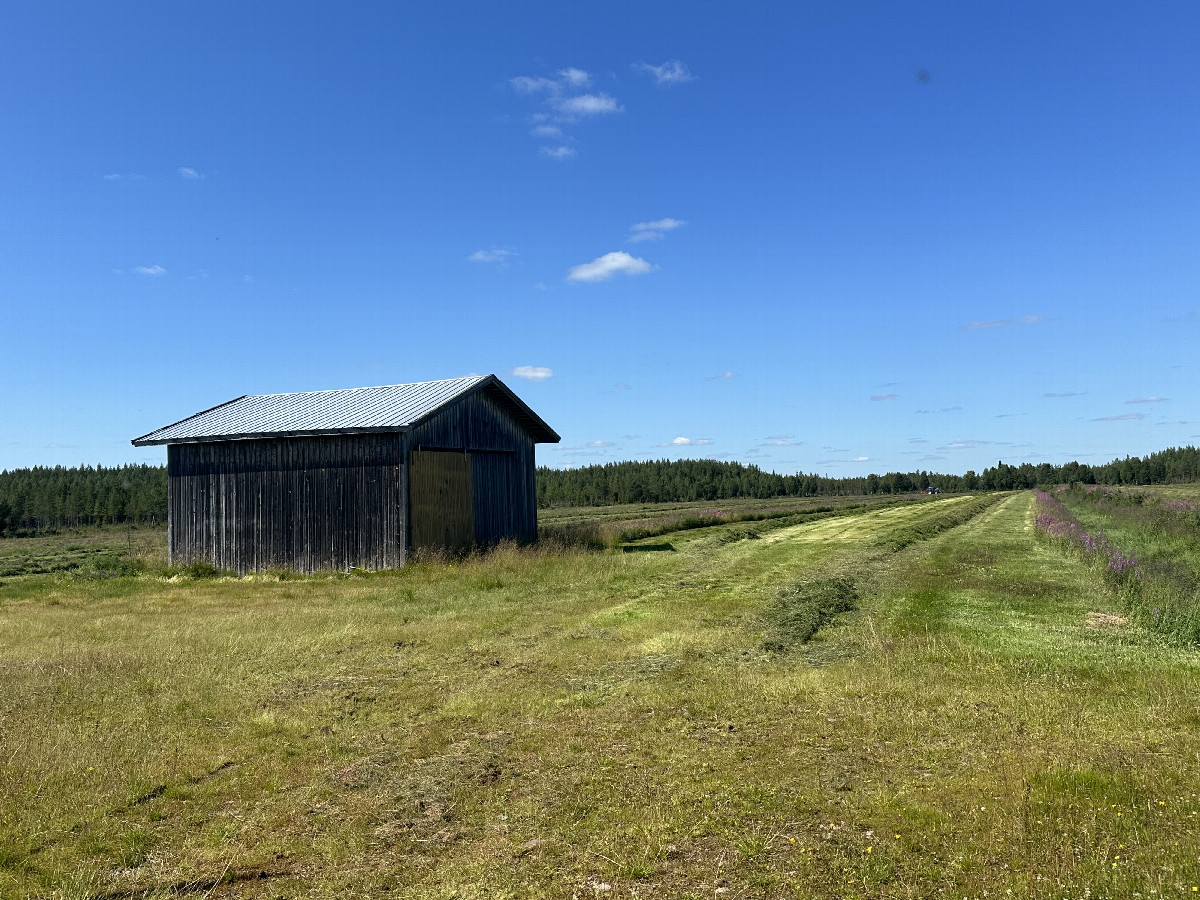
2;445;1198;533
0;465;167;535
536;445;1200;507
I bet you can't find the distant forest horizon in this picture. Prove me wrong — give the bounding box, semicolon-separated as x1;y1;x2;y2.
1;445;1198;535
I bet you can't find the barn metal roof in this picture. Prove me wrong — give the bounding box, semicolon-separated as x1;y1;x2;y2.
131;375;560;446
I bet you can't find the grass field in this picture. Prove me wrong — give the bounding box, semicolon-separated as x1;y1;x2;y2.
0;526;163;578
2;492;1200;898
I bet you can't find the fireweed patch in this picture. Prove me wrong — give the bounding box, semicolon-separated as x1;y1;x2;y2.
1038;490;1200;643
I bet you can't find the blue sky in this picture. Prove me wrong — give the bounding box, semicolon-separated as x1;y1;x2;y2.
2;1;1198;476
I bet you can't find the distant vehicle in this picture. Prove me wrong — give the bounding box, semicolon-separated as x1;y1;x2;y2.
923;487;942;495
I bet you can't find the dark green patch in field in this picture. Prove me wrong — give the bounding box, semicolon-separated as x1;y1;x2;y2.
893;585;953;635
621;542;676;553
762;577;858;650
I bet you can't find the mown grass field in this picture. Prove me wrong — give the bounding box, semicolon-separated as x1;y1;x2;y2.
2;492;1200;898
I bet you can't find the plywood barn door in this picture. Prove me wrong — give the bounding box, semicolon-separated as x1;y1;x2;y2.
409;450;474;552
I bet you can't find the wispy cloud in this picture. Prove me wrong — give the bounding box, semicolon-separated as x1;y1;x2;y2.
615;382;632;390
628;218;686;243
1044;391;1085;397
103;173;122;181
942;438;1007;450
1093;412;1145;421
960;315;1045;330
567;251;654;283
707;371;738;381
660;436;714;447
468;247;517;264
134;265;166;276
511;76;559;95
510;365;554;381
509;67;622;157
763;435;802;446
908;438;928;443
587;440;615;448
633;59;695;85
870;393;898;401
556;93;621;117
177;166;201;180
1126;396;1167;404
558;67;590;87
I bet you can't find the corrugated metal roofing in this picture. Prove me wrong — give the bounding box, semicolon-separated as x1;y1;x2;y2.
132;375;559;446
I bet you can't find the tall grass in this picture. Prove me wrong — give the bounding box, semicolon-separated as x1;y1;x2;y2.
1036;489;1200;643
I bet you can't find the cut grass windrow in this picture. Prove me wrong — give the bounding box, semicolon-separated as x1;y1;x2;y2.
760;493;1008;651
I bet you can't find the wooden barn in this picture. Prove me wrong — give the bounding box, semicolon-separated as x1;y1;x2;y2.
131;375;559;574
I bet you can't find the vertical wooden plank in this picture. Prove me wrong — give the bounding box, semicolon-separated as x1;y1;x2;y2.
410;449;474;552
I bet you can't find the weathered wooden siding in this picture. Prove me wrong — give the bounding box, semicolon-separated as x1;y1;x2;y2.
168;434;402;574
409;449;474;552
408;385;538;543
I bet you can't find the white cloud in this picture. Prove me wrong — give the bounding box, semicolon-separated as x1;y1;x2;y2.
870;393;898;401
634;60;695;85
960;315;1045;330
941;438;1006;450
661;436;714;447
554;93;622;117
511;365;554;381
628;218;687;243
707;371;738;381
855;456;869;461
566;251;654;283
558;67;590;87
510;68;622;157
587;440;615;448
1093;412;1145;421
510;75;559;95
104;173;122;181
177;167;201;179
134;265;166;276
1126;396;1167;404
468;248;517;264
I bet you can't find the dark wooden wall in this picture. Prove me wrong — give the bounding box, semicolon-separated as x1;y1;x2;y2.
408;385;538;543
168;434;402;574
165;384;544;573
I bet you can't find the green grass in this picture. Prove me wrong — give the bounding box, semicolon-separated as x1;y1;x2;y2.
0;525;165;578
2;493;1200;897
